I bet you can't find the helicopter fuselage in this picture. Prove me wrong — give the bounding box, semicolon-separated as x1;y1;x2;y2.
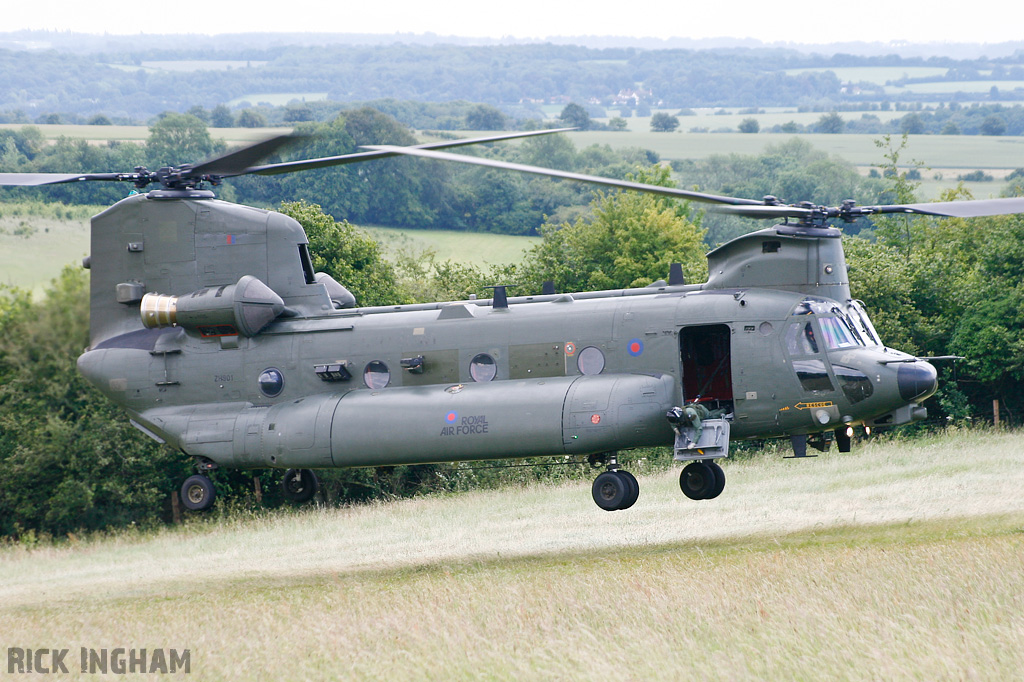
72;192;936;510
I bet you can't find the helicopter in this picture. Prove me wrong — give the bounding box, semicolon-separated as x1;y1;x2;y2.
4;128;1024;513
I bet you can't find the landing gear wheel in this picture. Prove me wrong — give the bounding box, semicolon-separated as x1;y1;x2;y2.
617;470;640;510
592;471;628;511
282;468;319;503
679;461;717;501
180;474;215;511
705;462;726;500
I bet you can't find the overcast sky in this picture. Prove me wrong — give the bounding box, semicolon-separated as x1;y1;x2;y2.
5;0;1023;45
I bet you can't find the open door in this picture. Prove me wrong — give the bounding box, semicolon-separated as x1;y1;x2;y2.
680;324;734;409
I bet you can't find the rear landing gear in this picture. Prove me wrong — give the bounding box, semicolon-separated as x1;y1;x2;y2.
679;461;725;501
282;468;319;503
590;455;639;511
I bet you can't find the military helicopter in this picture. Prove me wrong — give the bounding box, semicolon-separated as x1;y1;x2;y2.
4;128;1024;513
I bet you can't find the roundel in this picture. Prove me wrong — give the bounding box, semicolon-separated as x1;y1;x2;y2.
445;411;459;424
627;339;644;356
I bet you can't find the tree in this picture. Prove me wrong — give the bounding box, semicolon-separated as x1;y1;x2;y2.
465;104;506;130
980;115;1007;136
512;165;706;293
283;106;315;123
186;105;210;123
900;113;924;135
210;104;234;128
0;269;189;537
816;112;845;134
559;103;591;131
608;117;628;131
738;118;759;134
278;200;405;307
146;113;217;166
650;112;679;132
236;109;267;128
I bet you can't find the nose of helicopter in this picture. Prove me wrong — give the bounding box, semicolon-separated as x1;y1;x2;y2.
897;361;938;402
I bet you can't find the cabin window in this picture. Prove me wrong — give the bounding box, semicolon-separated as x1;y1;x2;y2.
363;361;391;389
469;353;497;382
258;368;285;397
577;346;606;375
792;359;834;393
833;365;874;403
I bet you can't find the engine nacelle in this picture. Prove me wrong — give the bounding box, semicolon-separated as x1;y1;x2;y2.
140;275;284;337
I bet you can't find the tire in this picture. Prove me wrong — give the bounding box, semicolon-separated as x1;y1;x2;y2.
705;462;726;500
282;468;319;503
592;471;628;511
617;471;640;510
180;474;215;511
679;461;717;500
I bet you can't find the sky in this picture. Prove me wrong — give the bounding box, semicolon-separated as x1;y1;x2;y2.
5;0;1023;45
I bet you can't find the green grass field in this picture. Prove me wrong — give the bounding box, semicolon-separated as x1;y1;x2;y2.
0;207;93;294
363;226;538;267
783;66;951;83
2;429;1022;680
570;129;1024;169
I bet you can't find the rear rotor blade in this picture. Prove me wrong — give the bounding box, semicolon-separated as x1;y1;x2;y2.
362;145;765;207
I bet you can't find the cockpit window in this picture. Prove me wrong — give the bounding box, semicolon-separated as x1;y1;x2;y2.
819;316;861;349
786;322;819;355
833;364;874;403
793;359;834;392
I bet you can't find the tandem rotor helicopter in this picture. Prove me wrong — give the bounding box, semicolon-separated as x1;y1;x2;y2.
3;128;1024;513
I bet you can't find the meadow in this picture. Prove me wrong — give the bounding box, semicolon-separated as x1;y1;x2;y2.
2;429;1022;680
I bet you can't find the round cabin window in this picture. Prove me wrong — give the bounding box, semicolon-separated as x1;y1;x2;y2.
577;346;606;375
258;368;285;397
469;353;497;382
363;361;391;389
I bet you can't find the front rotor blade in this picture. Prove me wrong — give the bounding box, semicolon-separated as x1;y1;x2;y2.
241;128;578;177
191;133;304;177
363;145;765;207
0;172;132;186
712;205;816;219
863;197;1024;218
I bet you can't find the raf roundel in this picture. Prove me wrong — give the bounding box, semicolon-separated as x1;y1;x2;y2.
627;339;644;357
445;411;459;424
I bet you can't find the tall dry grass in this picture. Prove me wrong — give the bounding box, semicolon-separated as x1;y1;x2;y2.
2;428;1023;680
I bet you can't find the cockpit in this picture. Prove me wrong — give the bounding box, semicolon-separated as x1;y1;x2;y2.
784;297;884;405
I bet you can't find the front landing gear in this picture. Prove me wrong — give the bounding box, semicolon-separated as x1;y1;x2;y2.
591;455;639;512
180;474;216;511
679;461;726;501
282;468;319;503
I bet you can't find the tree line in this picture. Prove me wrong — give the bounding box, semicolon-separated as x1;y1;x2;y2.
4;42;1024;123
0;108;661;234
